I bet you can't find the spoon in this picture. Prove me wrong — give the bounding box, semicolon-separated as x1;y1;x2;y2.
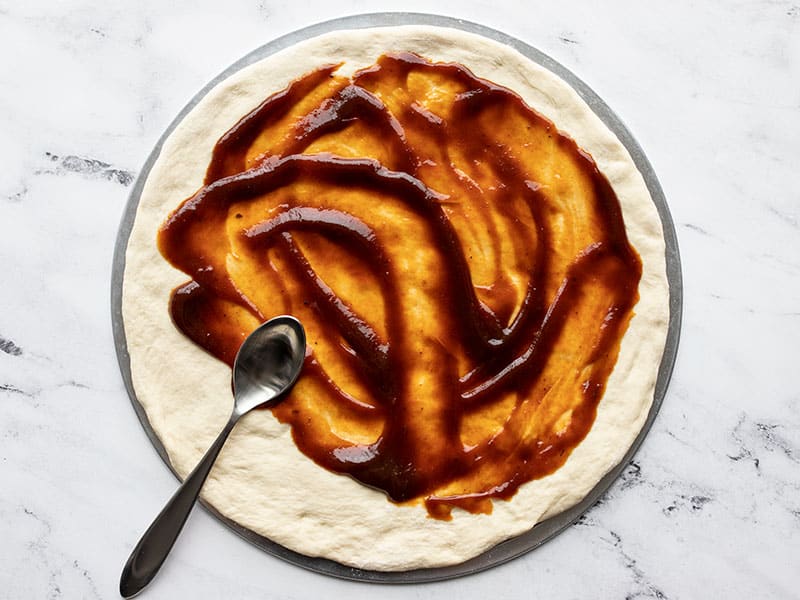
120;315;306;598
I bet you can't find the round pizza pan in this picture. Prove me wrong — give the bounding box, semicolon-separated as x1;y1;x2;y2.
111;12;682;584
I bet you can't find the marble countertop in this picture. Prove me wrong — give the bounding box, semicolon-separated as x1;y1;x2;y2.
1;1;798;598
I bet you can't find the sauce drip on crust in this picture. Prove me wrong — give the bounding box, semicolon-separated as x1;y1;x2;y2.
158;53;642;519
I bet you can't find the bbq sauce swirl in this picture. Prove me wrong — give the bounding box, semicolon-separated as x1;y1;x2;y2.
158;53;642;519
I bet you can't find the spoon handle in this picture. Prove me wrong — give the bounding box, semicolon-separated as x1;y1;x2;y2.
120;413;238;598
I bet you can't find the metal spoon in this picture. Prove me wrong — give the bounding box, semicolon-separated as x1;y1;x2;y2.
119;315;306;598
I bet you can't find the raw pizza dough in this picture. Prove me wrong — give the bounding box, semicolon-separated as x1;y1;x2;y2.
122;25;669;570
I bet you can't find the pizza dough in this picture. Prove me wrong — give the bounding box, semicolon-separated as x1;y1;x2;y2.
122;25;669;570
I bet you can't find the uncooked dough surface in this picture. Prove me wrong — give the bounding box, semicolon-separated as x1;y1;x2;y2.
122;25;669;570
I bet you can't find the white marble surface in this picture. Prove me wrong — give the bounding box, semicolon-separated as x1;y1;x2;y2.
1;1;798;598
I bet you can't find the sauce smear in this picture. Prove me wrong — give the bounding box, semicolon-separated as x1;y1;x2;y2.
158;53;642;519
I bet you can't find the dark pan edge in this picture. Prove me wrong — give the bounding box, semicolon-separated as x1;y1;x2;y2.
111;11;682;584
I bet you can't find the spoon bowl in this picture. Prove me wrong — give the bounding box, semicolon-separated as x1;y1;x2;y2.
233;316;307;414
120;315;306;598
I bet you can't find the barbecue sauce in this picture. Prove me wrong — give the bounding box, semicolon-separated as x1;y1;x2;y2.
158;53;642;519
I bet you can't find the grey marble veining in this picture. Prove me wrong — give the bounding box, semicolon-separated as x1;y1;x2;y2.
1;1;798;598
